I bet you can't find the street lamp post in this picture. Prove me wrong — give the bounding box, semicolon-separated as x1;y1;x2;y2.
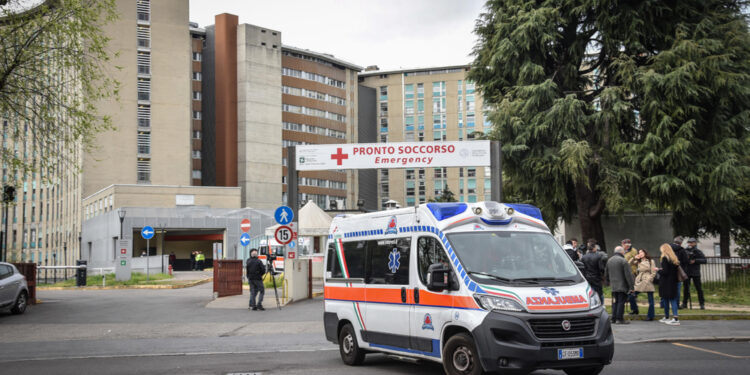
118;209;126;240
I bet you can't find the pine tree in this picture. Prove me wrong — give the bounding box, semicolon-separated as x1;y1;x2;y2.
470;0;750;252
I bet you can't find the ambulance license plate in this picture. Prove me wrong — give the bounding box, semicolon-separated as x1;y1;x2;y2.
557;348;583;360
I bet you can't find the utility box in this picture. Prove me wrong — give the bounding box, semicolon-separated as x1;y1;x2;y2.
284;258;310;302
76;260;87;287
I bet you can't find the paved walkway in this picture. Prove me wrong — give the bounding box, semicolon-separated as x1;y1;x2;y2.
170;270;213;281
604;297;750;312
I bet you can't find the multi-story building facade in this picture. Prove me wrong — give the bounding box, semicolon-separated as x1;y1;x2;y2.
201;14;362;210
359;66;492;209
189;23;205;186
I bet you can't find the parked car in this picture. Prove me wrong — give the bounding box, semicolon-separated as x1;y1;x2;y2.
0;262;29;314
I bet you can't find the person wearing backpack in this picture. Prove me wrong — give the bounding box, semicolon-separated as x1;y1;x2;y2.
246;249;267;311
631;249;657;321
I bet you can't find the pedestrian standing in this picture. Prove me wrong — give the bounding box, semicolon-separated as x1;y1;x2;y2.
168;251;176;269
581;240;606;305
682;238;707;310
631;249;657;321
658;243;681;326
190;251;196;271
622;239;640;315
563;242;579;261
246;249;266;311
196;251;205;271
605;246;635;324
670;236;689;305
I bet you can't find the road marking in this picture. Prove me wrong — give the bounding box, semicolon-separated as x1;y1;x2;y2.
672;342;750;359
0;347;337;364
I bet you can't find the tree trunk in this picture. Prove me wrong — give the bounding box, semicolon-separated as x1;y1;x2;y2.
574;181;607;254
720;225;730;258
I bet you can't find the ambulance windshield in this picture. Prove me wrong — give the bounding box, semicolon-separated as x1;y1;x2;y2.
446;232;582;284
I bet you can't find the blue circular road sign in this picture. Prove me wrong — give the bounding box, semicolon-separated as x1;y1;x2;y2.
141;226;155;240
288;240;296;248
274;206;293;225
240;233;251;246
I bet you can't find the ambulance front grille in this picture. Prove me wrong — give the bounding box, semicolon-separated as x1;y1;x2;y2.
527;317;596;339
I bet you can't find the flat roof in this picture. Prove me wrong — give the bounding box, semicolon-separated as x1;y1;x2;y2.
281;44;363;71
358;64;470;77
83;184;240;201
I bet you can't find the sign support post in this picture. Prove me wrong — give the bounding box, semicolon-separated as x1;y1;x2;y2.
490;141;503;202
287;146;299;223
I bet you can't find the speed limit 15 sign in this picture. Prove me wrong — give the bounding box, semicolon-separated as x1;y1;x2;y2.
275;225;293;245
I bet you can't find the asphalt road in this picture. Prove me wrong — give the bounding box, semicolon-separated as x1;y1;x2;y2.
1;282;748;374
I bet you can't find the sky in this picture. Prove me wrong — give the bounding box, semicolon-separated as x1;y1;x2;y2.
189;0;486;71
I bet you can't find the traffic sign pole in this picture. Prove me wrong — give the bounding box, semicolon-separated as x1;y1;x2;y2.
141;226;155;281
146;238;149;281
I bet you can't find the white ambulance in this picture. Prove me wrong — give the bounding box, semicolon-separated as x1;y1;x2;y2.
323;202;613;375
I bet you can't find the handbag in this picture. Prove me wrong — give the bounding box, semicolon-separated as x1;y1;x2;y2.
650;260;660;285
677;264;688;282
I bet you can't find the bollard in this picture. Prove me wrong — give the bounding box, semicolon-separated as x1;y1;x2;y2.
168;264;173;276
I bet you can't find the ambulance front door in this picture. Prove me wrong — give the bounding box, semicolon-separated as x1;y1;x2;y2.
364;237;413;351
410;235;456;358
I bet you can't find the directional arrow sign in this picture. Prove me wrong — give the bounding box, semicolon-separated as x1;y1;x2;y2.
141;226;155;240
240;233;251;246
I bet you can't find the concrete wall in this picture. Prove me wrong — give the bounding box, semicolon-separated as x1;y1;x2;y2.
357;85;378;211
236;24;283;209
563;213;740;257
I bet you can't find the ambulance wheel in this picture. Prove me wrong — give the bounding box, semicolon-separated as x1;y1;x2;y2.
443;333;483;375
564;366;603;375
339;323;365;366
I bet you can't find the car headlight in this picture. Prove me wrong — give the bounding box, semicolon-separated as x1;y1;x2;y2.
475;294;526;312
589;293;601;310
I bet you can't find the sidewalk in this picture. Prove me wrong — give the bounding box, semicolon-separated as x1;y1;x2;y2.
604;297;750;314
612;320;750;343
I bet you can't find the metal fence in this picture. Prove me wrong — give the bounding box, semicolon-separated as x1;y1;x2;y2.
36;265;79;285
701;257;750;289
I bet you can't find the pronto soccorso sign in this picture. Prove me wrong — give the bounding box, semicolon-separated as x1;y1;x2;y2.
295;141;490;170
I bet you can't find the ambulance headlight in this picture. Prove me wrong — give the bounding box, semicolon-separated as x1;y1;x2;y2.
589;293;602;310
475;294;525;313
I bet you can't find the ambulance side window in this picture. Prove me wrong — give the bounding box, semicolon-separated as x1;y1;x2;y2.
367;238;411;285
326;243;343;278
417;236;450;286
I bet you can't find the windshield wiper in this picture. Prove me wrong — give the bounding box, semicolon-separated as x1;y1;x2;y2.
512;277;576;284
467;271;513;283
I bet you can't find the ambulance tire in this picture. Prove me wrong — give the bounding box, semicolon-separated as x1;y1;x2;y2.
443;333;483;375
564;366;604;375
338;323;366;366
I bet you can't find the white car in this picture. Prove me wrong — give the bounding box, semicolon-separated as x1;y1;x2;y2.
0;262;29;315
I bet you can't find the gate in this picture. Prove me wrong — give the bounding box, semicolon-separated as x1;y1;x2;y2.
213;260;243;297
11;263;37;305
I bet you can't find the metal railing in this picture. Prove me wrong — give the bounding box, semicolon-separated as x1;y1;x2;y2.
700;257;750;289
36;265;82;285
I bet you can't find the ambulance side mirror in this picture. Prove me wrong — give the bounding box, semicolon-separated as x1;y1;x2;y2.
426;263;452;292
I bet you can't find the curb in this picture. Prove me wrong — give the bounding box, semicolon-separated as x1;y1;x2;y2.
36;278;212;291
622;314;750;321
619;336;750;344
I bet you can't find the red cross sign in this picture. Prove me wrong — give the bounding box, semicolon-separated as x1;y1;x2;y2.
330;147;348;166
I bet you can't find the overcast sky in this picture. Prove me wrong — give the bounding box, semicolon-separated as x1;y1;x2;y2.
189;0;486;71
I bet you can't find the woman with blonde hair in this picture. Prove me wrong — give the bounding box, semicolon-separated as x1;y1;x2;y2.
657;244;681;325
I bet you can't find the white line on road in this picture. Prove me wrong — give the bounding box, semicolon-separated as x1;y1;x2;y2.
0;347;338;364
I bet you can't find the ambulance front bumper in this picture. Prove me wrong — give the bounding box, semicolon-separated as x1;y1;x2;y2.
471;307;613;374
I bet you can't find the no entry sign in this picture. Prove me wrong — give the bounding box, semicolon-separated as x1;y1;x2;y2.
295;141;491;171
240;218;251;232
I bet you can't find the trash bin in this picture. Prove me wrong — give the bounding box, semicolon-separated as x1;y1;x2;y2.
76;260;87;287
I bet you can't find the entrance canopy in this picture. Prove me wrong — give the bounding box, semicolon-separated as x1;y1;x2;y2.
265;200;332;236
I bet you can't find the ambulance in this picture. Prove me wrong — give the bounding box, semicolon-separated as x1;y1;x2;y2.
323;202;613;375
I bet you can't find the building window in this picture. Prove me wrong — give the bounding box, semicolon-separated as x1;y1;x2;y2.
404;84;414;99
192;72;202;81
192;131;201;139
138;118;150;128
137;38;150;48
192;52;202;61
192;150;201;159
138;65;150;75
192;170;202;179
417;83;424;98
192;91;201;100
192;111;201;120
138;91;150;101
137;11;149;22
379;86;387;100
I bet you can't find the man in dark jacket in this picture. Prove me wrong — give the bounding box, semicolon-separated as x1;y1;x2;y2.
605;246;635;324
670;236;689;305
246;249;266;311
581;240;607;306
563;242;579;261
681;238;707;309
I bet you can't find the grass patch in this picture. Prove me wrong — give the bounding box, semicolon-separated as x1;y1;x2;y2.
40;272;173;287
243;273;285;289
